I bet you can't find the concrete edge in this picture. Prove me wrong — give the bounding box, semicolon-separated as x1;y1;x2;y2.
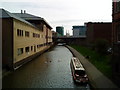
65;45;118;89
65;45;96;88
2;44;56;79
65;45;97;88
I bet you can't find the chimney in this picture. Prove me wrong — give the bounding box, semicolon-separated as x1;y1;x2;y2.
24;10;26;13
21;10;23;14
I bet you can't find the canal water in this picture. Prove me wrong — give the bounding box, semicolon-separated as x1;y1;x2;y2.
3;45;89;89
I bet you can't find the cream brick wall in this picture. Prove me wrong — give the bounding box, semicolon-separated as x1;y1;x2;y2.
13;19;48;63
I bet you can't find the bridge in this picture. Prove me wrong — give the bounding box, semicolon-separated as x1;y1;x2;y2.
53;36;87;45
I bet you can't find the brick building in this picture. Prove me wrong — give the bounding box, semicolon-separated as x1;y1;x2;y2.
112;0;120;42
112;0;120;87
86;22;112;46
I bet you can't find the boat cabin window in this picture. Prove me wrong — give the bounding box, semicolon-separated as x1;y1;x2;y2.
75;70;85;76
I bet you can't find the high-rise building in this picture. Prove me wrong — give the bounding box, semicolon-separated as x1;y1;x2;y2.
72;26;86;37
56;26;64;36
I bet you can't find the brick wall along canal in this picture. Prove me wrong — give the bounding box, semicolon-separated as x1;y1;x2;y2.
3;45;89;89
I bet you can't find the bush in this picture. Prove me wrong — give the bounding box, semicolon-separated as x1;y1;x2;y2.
70;44;112;78
94;39;109;55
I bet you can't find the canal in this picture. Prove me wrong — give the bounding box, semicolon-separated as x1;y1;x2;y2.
3;45;89;89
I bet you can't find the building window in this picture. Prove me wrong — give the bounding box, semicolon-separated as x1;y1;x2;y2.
20;30;22;36
31;46;33;51
17;29;23;36
25;31;29;37
34;46;36;52
22;30;23;36
33;33;40;38
17;29;19;36
33;33;35;37
38;34;40;38
25;47;29;52
17;48;23;55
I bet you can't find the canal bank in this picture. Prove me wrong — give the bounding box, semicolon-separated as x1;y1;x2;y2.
66;45;118;88
2;43;55;78
3;45;87;88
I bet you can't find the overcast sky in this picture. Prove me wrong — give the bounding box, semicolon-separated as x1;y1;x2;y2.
0;0;112;35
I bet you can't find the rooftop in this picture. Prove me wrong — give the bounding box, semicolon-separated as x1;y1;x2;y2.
0;9;37;29
72;26;86;28
0;8;52;29
72;57;85;70
86;22;112;24
13;12;52;29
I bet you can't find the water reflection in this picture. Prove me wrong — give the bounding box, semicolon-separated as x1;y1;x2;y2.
3;46;88;89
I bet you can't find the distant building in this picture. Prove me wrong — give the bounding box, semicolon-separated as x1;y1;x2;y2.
56;26;64;36
65;30;70;37
112;0;120;87
52;31;57;43
86;22;112;45
66;33;70;37
72;26;86;37
52;31;57;38
1;9;53;70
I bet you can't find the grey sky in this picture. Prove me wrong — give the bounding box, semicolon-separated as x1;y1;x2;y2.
0;0;112;35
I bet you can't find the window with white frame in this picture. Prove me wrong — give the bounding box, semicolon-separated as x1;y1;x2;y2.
17;48;23;55
25;31;29;37
17;29;23;36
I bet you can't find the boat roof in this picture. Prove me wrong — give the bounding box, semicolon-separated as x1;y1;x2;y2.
71;57;85;71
